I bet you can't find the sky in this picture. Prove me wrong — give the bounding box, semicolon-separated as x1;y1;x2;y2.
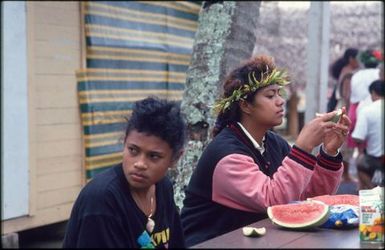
278;1;377;9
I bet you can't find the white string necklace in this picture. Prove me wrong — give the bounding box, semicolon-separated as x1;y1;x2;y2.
131;188;155;233
146;196;155;233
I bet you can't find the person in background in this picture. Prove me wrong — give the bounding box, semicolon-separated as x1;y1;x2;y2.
352;80;384;189
347;49;382;184
329;48;360;181
63;97;187;248
379;61;384;80
330;48;360;113
355;50;383;114
180;55;351;247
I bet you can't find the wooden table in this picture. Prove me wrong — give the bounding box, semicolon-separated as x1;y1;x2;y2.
191;218;383;249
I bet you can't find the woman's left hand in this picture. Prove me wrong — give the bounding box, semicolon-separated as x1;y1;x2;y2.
323;107;351;155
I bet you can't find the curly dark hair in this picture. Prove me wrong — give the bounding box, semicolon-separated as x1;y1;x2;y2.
124;97;187;157
213;55;279;137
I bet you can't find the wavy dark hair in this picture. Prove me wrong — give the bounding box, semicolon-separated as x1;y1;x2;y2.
331;48;359;80
212;55;278;137
124;96;187;158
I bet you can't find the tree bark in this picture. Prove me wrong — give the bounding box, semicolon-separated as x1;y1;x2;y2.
169;1;261;210
287;91;299;137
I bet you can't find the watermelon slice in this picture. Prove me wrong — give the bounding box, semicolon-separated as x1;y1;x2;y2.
308;194;359;206
267;200;330;229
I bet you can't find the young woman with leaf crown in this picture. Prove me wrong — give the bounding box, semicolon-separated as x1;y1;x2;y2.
181;55;351;247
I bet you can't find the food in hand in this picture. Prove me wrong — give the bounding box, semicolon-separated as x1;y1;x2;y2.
315;108;343;123
330;108;343;123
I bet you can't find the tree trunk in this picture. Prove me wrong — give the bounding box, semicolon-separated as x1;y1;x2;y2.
287;91;299;137
169;1;261;210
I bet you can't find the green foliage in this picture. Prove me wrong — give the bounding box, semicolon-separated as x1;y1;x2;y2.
213;68;290;114
359;50;383;66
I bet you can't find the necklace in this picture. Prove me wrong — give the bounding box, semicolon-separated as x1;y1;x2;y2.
131;187;156;234
146;196;155;233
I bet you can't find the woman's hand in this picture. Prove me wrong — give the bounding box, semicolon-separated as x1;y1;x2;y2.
323;107;351;155
295;111;340;153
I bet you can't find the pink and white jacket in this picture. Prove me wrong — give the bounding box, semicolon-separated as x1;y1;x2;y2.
181;123;343;247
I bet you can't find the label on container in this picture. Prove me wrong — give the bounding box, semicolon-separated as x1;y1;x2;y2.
359;186;384;243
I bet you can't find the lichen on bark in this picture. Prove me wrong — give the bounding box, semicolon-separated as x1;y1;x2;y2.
169;1;261;211
169;2;237;210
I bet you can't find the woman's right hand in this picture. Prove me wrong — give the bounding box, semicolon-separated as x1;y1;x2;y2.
295;111;339;153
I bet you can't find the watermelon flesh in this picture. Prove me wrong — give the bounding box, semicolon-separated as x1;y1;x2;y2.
308;194;360;229
267;200;330;229
308;194;359;206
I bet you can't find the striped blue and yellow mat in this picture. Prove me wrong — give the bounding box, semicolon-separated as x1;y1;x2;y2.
77;1;201;180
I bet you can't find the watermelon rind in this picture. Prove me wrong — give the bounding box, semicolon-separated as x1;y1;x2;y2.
267;200;330;229
242;226;266;237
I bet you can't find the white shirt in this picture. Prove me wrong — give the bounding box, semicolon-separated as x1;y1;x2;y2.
350;68;380;104
237;122;265;154
352;99;384;157
356;95;372;115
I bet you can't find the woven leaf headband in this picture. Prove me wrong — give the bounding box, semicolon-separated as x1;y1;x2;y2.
213;68;290;114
